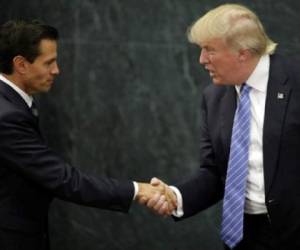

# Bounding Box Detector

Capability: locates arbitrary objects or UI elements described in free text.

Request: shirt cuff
[133,181,139,200]
[169,186,184,217]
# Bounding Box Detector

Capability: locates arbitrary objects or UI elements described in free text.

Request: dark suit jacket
[177,54,300,248]
[0,80,134,250]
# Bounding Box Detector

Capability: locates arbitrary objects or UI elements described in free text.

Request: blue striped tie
[221,84,252,249]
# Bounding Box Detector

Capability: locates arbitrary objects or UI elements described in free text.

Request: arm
[0,109,134,212]
[144,91,224,217]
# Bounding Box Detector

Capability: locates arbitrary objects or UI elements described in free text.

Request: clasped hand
[136,178,177,216]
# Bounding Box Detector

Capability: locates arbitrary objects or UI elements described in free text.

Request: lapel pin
[277,93,284,99]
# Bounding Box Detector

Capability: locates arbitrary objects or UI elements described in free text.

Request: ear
[12,55,30,74]
[238,49,251,62]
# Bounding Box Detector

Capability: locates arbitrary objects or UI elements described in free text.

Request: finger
[165,189,177,207]
[167,203,176,214]
[158,201,170,216]
[166,196,176,208]
[138,196,148,205]
[146,193,161,208]
[152,180,166,194]
[153,195,166,211]
[150,177,161,186]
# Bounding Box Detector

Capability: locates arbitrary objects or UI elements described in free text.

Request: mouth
[207,70,217,79]
[204,66,215,76]
[209,71,215,77]
[207,70,220,83]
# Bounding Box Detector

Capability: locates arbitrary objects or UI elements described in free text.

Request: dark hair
[0,20,59,74]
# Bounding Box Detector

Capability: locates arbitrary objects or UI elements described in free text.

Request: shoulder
[270,54,300,84]
[0,94,30,125]
[270,54,300,72]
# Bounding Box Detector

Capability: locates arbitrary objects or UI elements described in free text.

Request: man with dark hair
[0,20,58,74]
[0,20,173,250]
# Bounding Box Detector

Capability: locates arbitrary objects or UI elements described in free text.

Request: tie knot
[240,83,251,95]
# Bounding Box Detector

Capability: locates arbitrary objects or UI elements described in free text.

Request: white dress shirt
[172,55,270,216]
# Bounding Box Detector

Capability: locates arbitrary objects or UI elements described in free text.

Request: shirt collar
[0,74,33,107]
[235,54,270,94]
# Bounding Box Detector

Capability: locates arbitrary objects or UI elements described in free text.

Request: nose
[52,62,60,75]
[199,49,208,65]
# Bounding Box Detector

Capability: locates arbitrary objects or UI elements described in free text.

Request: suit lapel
[0,80,30,112]
[220,86,237,163]
[263,55,290,196]
[0,80,40,130]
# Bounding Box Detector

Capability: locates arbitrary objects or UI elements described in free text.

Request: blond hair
[188,4,277,55]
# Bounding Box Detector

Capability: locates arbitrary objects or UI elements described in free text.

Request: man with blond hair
[146,3,300,250]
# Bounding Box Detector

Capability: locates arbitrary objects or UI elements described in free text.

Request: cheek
[211,59,226,73]
[217,58,236,72]
[34,69,49,80]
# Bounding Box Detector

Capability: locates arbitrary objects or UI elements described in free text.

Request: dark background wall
[0,0,299,249]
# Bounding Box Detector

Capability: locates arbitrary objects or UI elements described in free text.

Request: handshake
[136,178,177,216]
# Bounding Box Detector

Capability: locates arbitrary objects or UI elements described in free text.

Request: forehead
[37,39,57,54]
[33,39,57,63]
[200,37,228,49]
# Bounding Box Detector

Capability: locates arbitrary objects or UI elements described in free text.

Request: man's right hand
[147,177,177,216]
[136,178,177,216]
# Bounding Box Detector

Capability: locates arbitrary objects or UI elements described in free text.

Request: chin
[212,79,223,85]
[212,78,230,85]
[40,86,52,93]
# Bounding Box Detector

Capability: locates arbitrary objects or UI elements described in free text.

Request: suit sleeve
[175,92,224,219]
[0,110,134,212]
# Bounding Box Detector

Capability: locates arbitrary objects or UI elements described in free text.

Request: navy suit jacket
[0,80,134,250]
[177,54,300,248]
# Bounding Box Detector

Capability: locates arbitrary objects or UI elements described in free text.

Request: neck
[238,55,261,85]
[2,73,28,94]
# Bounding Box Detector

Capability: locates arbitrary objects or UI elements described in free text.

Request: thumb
[150,177,162,186]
